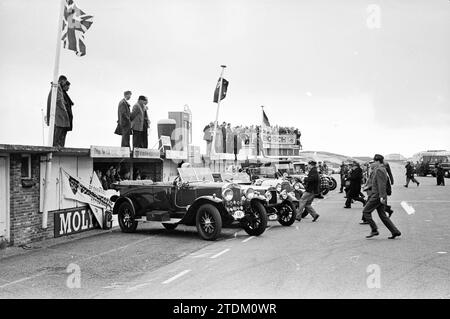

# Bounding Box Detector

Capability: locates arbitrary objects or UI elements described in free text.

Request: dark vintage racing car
[110,167,268,241]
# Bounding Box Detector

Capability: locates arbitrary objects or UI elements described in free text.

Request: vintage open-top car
[110,167,268,241]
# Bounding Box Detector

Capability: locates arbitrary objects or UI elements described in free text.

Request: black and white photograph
[0,0,449,307]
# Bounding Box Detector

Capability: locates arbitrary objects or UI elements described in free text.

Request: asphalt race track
[0,162,449,299]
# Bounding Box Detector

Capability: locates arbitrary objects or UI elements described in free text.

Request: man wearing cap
[46,75,70,147]
[296,160,320,222]
[114,91,132,147]
[363,154,401,239]
[130,95,148,148]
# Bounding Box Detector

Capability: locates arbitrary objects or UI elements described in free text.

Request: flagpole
[211,65,226,161]
[42,0,65,229]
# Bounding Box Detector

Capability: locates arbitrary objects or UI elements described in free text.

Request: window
[21,155,31,179]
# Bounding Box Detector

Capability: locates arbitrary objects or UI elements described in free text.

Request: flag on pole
[262,109,271,126]
[61,0,93,56]
[213,78,229,103]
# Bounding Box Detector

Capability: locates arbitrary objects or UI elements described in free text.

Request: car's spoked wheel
[118,202,138,233]
[196,204,222,241]
[329,178,337,191]
[278,201,297,226]
[243,201,268,236]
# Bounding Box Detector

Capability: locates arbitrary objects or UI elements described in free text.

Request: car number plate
[233,211,244,219]
[269,214,278,221]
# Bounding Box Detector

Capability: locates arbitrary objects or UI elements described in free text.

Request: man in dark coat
[115,91,132,147]
[436,162,445,186]
[296,160,320,222]
[46,75,70,147]
[363,154,401,239]
[344,162,366,208]
[339,162,349,193]
[404,161,420,187]
[62,81,74,133]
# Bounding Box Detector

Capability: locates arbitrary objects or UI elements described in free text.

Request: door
[0,157,9,238]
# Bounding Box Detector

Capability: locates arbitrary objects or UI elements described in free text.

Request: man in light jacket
[363,154,401,239]
[130,95,148,148]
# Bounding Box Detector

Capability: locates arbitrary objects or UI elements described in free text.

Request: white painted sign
[90,145,130,158]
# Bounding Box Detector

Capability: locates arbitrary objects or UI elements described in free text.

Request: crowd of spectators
[94,165,149,190]
[203,121,301,156]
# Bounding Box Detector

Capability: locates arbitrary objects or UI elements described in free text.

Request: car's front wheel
[278,201,297,226]
[117,201,138,233]
[243,201,268,236]
[196,204,222,241]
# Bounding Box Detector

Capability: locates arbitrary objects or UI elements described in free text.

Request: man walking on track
[404,161,420,187]
[363,154,401,239]
[344,161,366,208]
[296,160,320,222]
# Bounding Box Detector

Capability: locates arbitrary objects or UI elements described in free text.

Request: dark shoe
[359,221,369,225]
[344,206,351,209]
[312,215,320,222]
[362,200,367,206]
[404,185,408,188]
[295,217,302,222]
[388,232,401,239]
[366,231,379,238]
[417,182,420,187]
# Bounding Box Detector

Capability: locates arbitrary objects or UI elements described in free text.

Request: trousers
[297,192,318,219]
[53,126,67,147]
[362,195,400,234]
[132,130,145,148]
[121,130,131,147]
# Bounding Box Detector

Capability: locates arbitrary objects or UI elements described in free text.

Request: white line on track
[162,269,191,284]
[210,248,230,259]
[400,201,415,215]
[242,236,255,243]
[0,271,47,289]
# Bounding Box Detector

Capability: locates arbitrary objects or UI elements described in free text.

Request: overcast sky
[0,0,449,158]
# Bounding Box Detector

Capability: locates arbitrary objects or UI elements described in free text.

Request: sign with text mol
[54,206,96,237]
[133,148,161,159]
[90,146,130,158]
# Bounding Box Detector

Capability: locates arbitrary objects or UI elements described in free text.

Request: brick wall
[9,154,54,245]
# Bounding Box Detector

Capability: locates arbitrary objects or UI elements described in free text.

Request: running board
[135,217,182,224]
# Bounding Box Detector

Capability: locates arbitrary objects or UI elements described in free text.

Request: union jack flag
[61,0,93,56]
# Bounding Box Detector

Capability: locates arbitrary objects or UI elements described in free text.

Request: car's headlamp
[245,188,255,199]
[294,182,301,190]
[265,191,272,201]
[222,188,233,201]
[280,189,288,200]
[276,184,282,192]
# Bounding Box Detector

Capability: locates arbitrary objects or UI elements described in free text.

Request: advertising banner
[54,206,96,238]
[61,169,118,228]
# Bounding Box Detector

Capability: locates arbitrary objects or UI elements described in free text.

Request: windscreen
[177,167,215,183]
